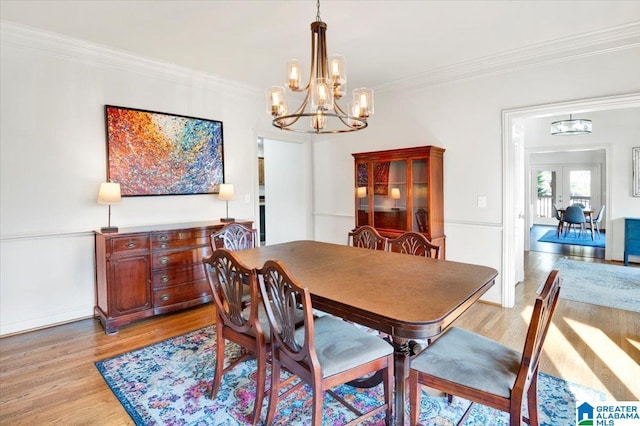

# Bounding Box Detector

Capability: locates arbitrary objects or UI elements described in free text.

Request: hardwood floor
[1,251,638,425]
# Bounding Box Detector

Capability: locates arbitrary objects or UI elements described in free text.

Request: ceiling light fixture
[266,0,373,134]
[550,114,592,136]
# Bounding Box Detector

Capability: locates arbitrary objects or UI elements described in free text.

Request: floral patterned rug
[95,325,605,425]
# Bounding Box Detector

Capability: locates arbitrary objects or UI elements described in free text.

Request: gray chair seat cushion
[296,315,393,378]
[411,327,522,399]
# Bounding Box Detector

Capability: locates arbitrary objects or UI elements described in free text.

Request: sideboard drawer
[109,235,150,255]
[152,264,206,289]
[153,281,212,308]
[152,246,212,269]
[152,228,216,250]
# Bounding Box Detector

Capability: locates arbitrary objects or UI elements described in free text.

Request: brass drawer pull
[159,235,168,241]
[161,275,170,283]
[160,294,170,302]
[159,257,169,265]
[160,243,168,249]
[125,242,137,249]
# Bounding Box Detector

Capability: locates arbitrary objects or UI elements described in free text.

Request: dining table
[233,240,498,426]
[557,207,595,240]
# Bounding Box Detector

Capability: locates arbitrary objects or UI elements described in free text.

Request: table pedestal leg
[392,336,410,426]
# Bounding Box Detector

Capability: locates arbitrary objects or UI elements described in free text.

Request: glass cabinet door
[412,158,428,232]
[372,160,407,230]
[356,162,369,226]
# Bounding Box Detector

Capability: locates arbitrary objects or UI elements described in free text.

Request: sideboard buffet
[94,220,251,333]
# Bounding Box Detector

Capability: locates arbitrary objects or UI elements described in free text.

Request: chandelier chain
[316,0,321,21]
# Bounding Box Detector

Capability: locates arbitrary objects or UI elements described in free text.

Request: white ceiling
[2,0,640,92]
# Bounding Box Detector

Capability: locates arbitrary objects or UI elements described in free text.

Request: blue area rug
[96,325,606,425]
[538,229,605,248]
[550,257,640,313]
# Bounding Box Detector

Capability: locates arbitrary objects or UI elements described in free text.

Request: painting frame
[633,147,640,197]
[105,105,224,197]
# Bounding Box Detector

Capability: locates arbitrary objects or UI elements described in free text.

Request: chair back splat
[211,222,257,251]
[347,225,388,250]
[409,269,561,426]
[388,231,440,258]
[203,248,267,425]
[258,259,395,426]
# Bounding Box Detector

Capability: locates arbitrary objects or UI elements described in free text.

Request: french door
[531,164,601,226]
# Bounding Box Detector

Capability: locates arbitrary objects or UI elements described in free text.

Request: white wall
[0,24,266,335]
[312,46,640,304]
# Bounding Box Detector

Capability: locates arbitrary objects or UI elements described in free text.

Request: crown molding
[0,21,262,100]
[376,21,640,94]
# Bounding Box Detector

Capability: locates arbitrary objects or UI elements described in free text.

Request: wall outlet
[477,196,487,208]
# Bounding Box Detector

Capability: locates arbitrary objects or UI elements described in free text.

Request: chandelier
[550,114,592,136]
[265,0,374,134]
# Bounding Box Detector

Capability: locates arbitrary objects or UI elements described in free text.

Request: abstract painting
[105,105,224,196]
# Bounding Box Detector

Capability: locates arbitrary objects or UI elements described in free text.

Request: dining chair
[551,204,564,237]
[589,205,605,239]
[348,225,388,250]
[258,259,395,426]
[409,269,561,426]
[562,204,586,238]
[203,248,269,425]
[210,222,258,251]
[387,231,440,258]
[415,208,428,233]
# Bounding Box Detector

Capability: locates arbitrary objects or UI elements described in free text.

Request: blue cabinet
[624,218,640,266]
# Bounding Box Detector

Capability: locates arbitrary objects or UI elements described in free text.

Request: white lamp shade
[390,188,401,199]
[356,186,367,198]
[97,182,122,205]
[218,183,235,201]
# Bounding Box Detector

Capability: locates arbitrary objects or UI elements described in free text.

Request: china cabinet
[353,146,445,257]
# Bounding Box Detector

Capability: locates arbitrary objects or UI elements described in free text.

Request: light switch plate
[477,196,487,208]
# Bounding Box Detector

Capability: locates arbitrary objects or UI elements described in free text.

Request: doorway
[256,134,312,246]
[501,93,640,307]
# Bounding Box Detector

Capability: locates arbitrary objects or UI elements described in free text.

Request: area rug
[550,257,640,313]
[95,325,606,425]
[537,230,605,248]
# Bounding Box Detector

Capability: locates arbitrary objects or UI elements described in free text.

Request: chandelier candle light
[218,183,235,222]
[551,114,592,136]
[266,0,374,133]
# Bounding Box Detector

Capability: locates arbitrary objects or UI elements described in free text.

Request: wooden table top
[234,240,498,339]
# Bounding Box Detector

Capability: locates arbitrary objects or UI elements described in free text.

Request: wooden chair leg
[527,372,540,426]
[409,370,420,426]
[384,364,393,426]
[311,380,324,426]
[251,348,267,425]
[265,355,281,425]
[211,323,225,398]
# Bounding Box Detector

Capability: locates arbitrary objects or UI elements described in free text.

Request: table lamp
[97,182,121,233]
[391,187,401,210]
[219,183,235,222]
[357,186,367,209]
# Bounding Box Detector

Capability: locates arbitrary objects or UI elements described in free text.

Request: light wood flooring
[1,251,638,425]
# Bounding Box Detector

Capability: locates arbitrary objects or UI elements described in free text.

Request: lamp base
[220,217,235,223]
[101,226,119,233]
